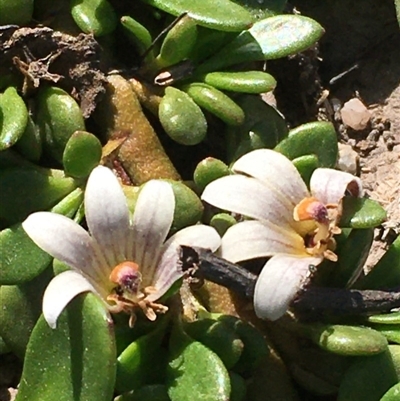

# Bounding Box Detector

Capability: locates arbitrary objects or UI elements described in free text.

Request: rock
[341,98,371,130]
[337,143,359,174]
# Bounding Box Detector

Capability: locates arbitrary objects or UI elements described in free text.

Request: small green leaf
[337,349,398,401]
[198,15,324,72]
[0,86,29,151]
[167,323,231,401]
[121,16,154,60]
[218,315,269,375]
[193,157,230,192]
[330,228,374,287]
[183,83,245,126]
[158,15,198,67]
[229,371,247,401]
[36,86,85,162]
[203,71,276,94]
[71,0,117,36]
[116,320,168,393]
[0,167,79,225]
[226,95,288,162]
[15,115,42,162]
[140,0,253,32]
[292,154,319,186]
[183,318,244,369]
[16,294,116,401]
[381,382,400,401]
[307,324,388,356]
[63,131,102,178]
[0,267,52,358]
[368,312,400,325]
[355,235,400,290]
[340,197,387,228]
[159,87,207,145]
[0,223,52,284]
[367,324,400,345]
[275,121,338,168]
[210,213,237,237]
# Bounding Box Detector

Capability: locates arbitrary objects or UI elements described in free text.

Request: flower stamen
[107,261,168,326]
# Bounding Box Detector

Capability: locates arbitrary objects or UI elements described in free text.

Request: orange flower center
[293,197,341,261]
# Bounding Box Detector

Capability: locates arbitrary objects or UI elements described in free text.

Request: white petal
[221,220,306,263]
[254,254,322,321]
[202,175,295,228]
[167,224,221,252]
[310,168,363,205]
[145,243,182,302]
[85,166,130,268]
[131,180,175,275]
[145,225,220,298]
[22,212,108,284]
[43,270,99,328]
[233,149,309,205]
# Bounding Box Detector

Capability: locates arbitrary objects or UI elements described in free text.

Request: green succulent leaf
[63,131,102,178]
[0,267,52,358]
[202,71,276,94]
[15,115,42,162]
[340,197,387,229]
[121,16,154,60]
[183,318,244,369]
[166,323,231,401]
[15,294,116,401]
[0,86,29,151]
[183,83,245,126]
[368,312,400,325]
[381,382,400,401]
[292,154,319,186]
[159,87,207,146]
[71,0,117,36]
[231,0,287,19]
[368,324,400,345]
[307,324,388,356]
[226,95,288,162]
[330,228,374,287]
[116,320,168,393]
[193,157,230,192]
[355,235,400,290]
[198,15,324,72]
[274,121,338,168]
[337,349,398,401]
[139,0,253,32]
[115,384,170,401]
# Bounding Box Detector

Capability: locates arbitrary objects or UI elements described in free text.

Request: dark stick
[180,246,400,317]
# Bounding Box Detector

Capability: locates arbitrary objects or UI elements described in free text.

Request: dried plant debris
[0,26,107,117]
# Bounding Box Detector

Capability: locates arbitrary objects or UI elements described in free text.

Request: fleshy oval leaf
[167,324,231,401]
[63,131,102,178]
[193,157,230,192]
[226,95,288,162]
[337,349,398,401]
[292,154,319,186]
[355,235,400,290]
[275,121,338,167]
[203,71,276,94]
[183,82,245,126]
[381,382,400,401]
[307,324,388,356]
[71,0,117,36]
[0,86,29,151]
[340,197,387,228]
[140,0,253,32]
[159,87,207,145]
[15,294,116,401]
[0,167,79,226]
[198,15,324,72]
[368,312,400,325]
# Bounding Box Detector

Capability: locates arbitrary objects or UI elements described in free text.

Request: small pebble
[340,98,371,130]
[337,143,359,175]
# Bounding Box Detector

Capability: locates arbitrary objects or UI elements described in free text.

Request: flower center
[293,197,341,261]
[107,261,168,326]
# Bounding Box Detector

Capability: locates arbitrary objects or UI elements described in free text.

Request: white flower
[202,149,363,321]
[23,166,220,328]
